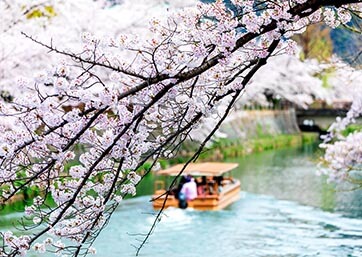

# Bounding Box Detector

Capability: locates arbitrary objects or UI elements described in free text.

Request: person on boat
[196,176,207,196]
[174,175,187,199]
[177,175,192,209]
[214,176,224,192]
[206,176,216,195]
[180,175,197,201]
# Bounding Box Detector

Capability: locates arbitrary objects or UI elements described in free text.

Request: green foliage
[294,24,334,62]
[302,133,320,144]
[256,123,266,138]
[315,67,335,88]
[139,162,152,172]
[341,124,362,137]
[309,37,333,62]
[199,134,309,159]
[0,199,25,215]
[25,5,56,19]
[158,159,168,169]
[63,160,81,172]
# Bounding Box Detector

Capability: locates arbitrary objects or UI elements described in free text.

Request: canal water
[92,144,362,257]
[2,145,362,256]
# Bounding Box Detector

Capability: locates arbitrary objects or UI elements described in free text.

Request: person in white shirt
[180,175,198,201]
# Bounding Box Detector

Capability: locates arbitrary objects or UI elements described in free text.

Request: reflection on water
[227,144,362,218]
[93,194,362,257]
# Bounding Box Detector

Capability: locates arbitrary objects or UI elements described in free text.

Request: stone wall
[220,109,300,139]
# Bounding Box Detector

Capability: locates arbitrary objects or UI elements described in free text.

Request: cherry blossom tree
[239,54,327,109]
[0,0,198,101]
[0,0,362,256]
[319,65,362,184]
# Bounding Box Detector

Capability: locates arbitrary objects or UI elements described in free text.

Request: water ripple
[93,193,362,257]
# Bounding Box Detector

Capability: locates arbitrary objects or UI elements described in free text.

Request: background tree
[331,17,362,66]
[294,24,334,62]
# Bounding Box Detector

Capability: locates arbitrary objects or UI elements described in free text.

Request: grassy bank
[170,132,319,164]
[211,133,318,159]
[0,191,55,216]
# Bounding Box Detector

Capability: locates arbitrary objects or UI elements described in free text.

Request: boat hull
[152,180,240,211]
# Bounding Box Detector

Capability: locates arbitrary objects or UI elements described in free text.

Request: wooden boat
[152,162,240,211]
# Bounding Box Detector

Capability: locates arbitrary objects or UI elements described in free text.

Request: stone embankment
[221,109,301,139]
[179,109,318,162]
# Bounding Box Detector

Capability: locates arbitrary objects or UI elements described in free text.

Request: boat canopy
[156,162,239,177]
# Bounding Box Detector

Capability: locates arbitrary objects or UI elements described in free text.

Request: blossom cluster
[320,132,362,183]
[319,66,362,183]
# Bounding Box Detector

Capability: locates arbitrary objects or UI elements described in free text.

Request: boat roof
[156,162,239,176]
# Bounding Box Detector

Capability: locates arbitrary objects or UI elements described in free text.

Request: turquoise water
[93,145,362,257]
[2,145,362,256]
[228,145,362,217]
[94,193,362,257]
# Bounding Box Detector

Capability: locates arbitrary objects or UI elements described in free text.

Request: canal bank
[173,109,319,162]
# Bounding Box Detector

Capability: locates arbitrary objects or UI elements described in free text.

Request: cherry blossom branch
[1,1,361,256]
